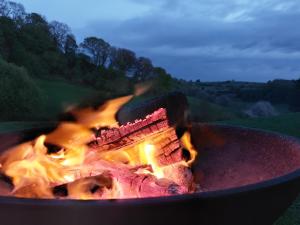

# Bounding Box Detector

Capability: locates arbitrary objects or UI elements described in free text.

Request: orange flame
[181,131,198,166]
[1,135,71,198]
[0,94,198,199]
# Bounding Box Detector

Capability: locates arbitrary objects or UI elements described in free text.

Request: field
[0,78,98,132]
[223,113,300,138]
[35,79,99,119]
[0,80,300,224]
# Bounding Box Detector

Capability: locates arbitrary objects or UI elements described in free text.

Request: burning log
[49,108,195,198]
[63,160,186,199]
[90,108,168,150]
[114,173,185,198]
[0,93,197,200]
[89,108,185,166]
[117,91,189,127]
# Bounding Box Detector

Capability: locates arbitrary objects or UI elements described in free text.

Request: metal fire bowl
[0,124,300,225]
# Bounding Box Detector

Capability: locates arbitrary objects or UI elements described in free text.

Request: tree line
[1,0,300,119]
[0,0,174,96]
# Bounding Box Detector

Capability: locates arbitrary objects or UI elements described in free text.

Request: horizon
[16,0,300,82]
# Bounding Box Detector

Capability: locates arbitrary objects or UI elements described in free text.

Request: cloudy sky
[17,0,300,81]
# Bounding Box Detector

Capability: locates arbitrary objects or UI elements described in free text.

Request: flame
[0,93,198,200]
[71,95,133,128]
[46,122,93,148]
[181,131,198,166]
[46,123,92,167]
[1,135,70,197]
[140,143,164,178]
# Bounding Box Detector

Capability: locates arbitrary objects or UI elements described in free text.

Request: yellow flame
[46,123,90,167]
[2,136,65,194]
[46,122,93,148]
[139,143,164,178]
[180,132,198,166]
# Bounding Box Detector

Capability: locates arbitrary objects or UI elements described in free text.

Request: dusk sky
[17,0,300,82]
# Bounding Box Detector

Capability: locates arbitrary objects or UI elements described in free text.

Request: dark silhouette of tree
[146,67,173,94]
[20,14,56,54]
[0,0,9,17]
[108,46,118,66]
[296,78,300,89]
[134,57,153,81]
[64,34,77,55]
[6,1,25,21]
[49,20,71,50]
[109,48,136,73]
[80,37,110,66]
[0,16,17,60]
[289,78,300,111]
[24,13,47,26]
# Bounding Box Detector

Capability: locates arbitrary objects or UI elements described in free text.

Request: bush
[244,101,278,118]
[0,58,46,120]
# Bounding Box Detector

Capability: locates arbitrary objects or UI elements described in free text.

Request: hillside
[35,79,99,119]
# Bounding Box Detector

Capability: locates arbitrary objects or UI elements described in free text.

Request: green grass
[221,113,300,138]
[188,97,239,122]
[0,78,99,131]
[222,113,300,225]
[35,78,99,119]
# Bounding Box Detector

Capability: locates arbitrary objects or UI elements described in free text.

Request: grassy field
[222,113,300,138]
[0,78,99,131]
[188,97,239,122]
[35,78,99,119]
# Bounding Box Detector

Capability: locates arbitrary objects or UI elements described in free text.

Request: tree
[64,34,78,76]
[289,78,300,111]
[296,78,300,89]
[0,17,16,58]
[80,37,110,66]
[134,57,153,81]
[109,47,136,73]
[24,13,48,26]
[20,14,56,55]
[64,34,77,55]
[7,1,25,21]
[146,67,173,94]
[49,20,71,50]
[0,58,45,120]
[0,0,9,17]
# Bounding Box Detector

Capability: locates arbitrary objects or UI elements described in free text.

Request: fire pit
[0,93,300,225]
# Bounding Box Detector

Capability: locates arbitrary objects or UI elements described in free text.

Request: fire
[140,143,164,178]
[0,95,197,200]
[71,95,133,128]
[1,135,69,198]
[181,132,198,166]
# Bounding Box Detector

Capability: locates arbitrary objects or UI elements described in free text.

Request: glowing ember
[0,96,197,200]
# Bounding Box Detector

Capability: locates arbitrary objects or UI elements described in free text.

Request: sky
[17,0,300,82]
